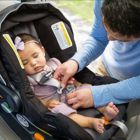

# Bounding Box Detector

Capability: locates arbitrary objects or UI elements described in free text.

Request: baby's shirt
[28,57,61,101]
[28,58,77,116]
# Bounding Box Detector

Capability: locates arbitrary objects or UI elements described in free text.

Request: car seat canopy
[0,3,77,62]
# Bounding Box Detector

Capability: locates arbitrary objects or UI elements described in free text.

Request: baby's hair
[16,33,42,47]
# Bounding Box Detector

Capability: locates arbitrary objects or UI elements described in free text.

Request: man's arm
[92,75,140,107]
[71,0,108,72]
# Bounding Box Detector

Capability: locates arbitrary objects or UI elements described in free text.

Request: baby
[14,33,119,134]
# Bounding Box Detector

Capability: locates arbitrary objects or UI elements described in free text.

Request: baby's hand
[46,99,60,110]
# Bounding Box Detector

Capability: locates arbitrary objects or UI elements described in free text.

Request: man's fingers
[61,75,70,87]
[67,92,78,105]
[72,103,80,109]
[67,77,75,84]
[53,68,70,87]
[53,70,61,80]
[67,92,77,99]
[67,92,80,109]
[67,97,78,105]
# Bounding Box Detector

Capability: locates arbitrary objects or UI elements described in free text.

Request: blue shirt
[71,0,140,107]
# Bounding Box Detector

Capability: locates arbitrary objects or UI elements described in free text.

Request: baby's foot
[101,102,119,121]
[89,118,105,134]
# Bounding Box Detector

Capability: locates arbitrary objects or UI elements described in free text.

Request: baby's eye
[33,53,39,58]
[22,60,28,65]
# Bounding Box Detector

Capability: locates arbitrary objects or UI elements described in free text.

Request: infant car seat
[0,1,128,140]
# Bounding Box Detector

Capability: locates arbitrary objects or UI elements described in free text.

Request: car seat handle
[110,120,128,138]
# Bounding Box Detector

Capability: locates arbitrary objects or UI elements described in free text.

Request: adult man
[54,0,140,108]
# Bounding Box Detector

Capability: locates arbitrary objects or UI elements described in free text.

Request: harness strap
[31,68,61,89]
[39,76,61,89]
[31,68,76,101]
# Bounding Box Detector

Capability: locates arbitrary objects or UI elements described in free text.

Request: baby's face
[19,42,46,75]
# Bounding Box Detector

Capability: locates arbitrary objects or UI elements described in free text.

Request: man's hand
[54,59,79,87]
[66,87,94,109]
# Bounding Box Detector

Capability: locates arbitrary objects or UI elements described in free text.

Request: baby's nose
[31,60,37,66]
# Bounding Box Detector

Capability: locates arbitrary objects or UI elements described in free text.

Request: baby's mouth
[35,66,43,72]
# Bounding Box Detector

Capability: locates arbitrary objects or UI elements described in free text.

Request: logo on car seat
[51,21,72,50]
[16,114,29,127]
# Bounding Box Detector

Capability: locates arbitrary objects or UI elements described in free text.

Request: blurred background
[55,0,94,25]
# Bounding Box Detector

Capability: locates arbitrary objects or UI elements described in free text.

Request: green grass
[55,0,94,24]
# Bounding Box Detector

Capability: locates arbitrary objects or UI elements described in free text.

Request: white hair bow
[14,36,24,51]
